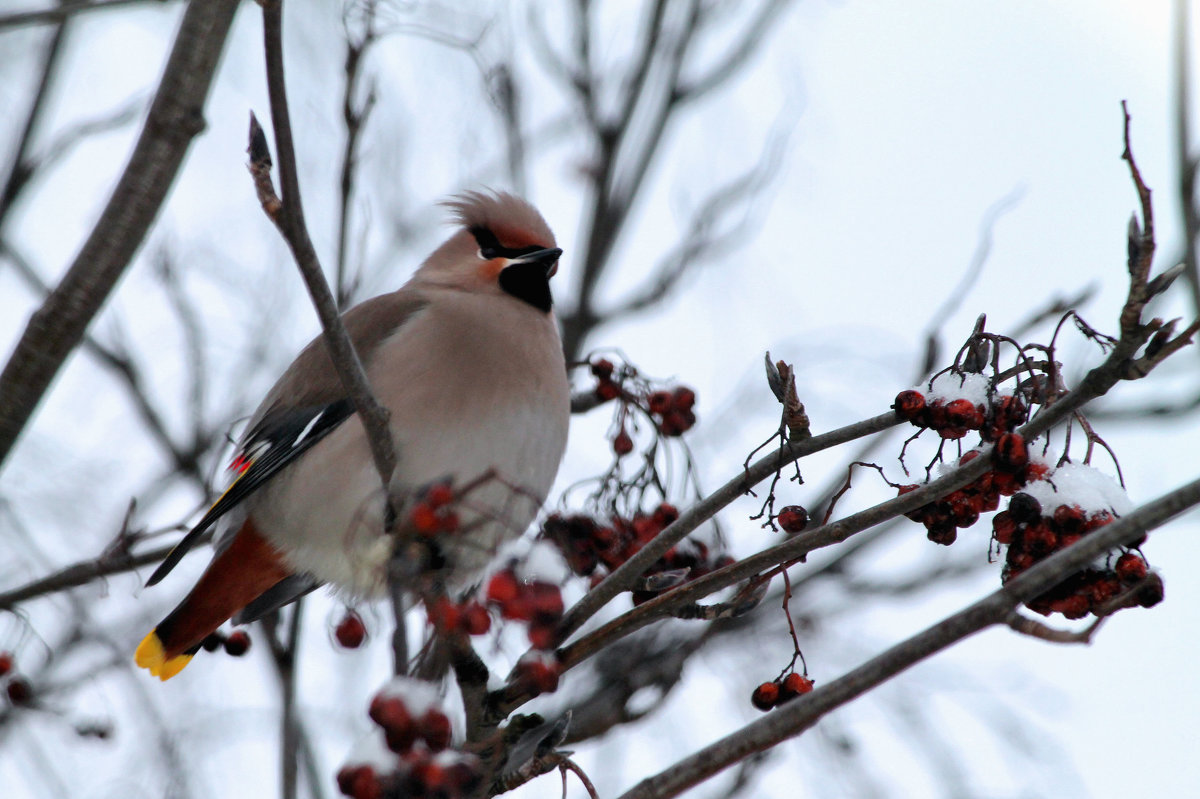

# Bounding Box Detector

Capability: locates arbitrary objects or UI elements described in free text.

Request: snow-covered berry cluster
[992,466,1161,618]
[750,672,814,712]
[893,376,1026,442]
[337,679,482,799]
[540,505,731,605]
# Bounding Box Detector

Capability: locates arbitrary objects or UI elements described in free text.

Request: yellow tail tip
[135,631,192,681]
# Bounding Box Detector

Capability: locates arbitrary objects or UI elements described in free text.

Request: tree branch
[615,472,1200,799]
[0,0,239,473]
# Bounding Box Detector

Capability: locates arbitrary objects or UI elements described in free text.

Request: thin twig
[255,0,397,491]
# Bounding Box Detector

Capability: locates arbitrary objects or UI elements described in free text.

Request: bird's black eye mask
[470,226,546,260]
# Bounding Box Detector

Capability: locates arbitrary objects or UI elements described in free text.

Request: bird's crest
[443,190,555,250]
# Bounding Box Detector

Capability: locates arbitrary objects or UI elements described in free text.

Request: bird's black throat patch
[499,261,554,312]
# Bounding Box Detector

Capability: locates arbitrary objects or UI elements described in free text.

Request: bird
[135,191,570,680]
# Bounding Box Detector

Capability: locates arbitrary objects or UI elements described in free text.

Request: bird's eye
[477,247,498,260]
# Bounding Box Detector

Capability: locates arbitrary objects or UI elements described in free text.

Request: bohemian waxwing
[136,191,570,680]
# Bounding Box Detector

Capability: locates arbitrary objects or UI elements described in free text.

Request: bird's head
[417,190,562,313]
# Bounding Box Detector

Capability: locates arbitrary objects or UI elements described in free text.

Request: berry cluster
[591,358,621,401]
[335,609,368,649]
[995,493,1160,618]
[336,684,482,799]
[427,597,492,637]
[590,358,698,454]
[900,442,1048,545]
[201,629,251,657]
[369,691,454,754]
[750,672,814,712]
[541,505,731,604]
[893,388,1026,442]
[0,651,32,706]
[485,568,563,649]
[648,386,697,437]
[408,482,459,537]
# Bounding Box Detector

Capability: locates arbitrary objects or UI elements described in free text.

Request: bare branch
[614,473,1200,799]
[0,0,240,472]
[0,0,163,31]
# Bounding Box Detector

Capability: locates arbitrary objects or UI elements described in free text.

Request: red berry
[751,682,779,711]
[1023,522,1057,554]
[595,380,620,401]
[485,570,520,605]
[1052,504,1085,534]
[335,611,367,649]
[591,358,615,380]
[926,522,957,546]
[992,511,1017,545]
[419,709,452,752]
[525,582,565,619]
[6,677,32,704]
[995,432,1028,471]
[779,672,814,701]
[613,428,634,456]
[410,503,440,535]
[424,482,454,508]
[1051,594,1091,619]
[201,632,226,652]
[224,630,251,656]
[647,391,672,415]
[943,398,977,428]
[652,502,679,527]
[938,425,968,440]
[672,386,696,411]
[527,622,555,650]
[514,656,560,696]
[369,695,416,752]
[1084,510,1114,532]
[776,505,809,533]
[1115,552,1148,583]
[337,765,382,799]
[0,652,13,677]
[1136,574,1165,607]
[428,597,461,632]
[460,601,492,635]
[1007,492,1042,525]
[893,390,927,423]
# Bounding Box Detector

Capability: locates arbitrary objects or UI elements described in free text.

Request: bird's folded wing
[145,398,355,586]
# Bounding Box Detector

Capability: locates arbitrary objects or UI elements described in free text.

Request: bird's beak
[509,247,563,278]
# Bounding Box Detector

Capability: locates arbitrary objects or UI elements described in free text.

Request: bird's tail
[135,520,291,680]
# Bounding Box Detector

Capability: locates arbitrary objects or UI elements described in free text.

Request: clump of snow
[923,371,991,406]
[343,730,401,770]
[512,539,571,584]
[1021,462,1132,517]
[374,675,442,716]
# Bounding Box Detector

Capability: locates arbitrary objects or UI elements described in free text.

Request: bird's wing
[145,291,428,587]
